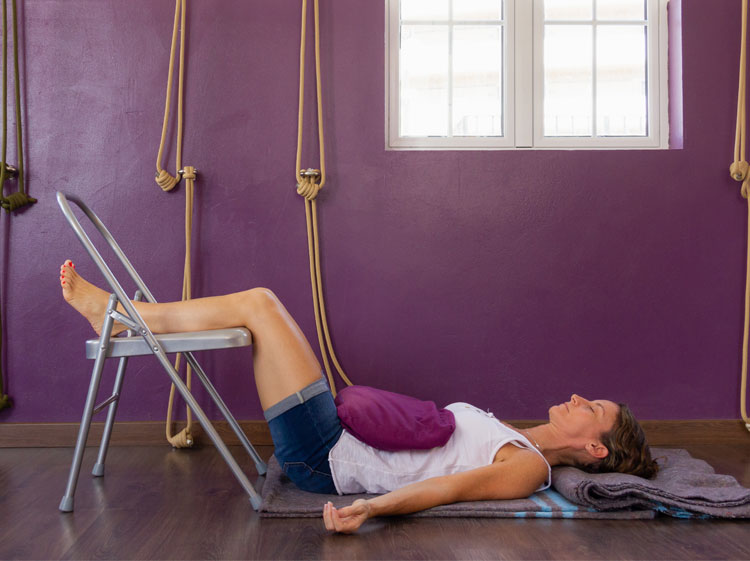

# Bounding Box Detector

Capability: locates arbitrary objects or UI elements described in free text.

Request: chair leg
[92,290,142,477]
[92,355,128,477]
[150,347,264,510]
[59,295,118,513]
[185,352,268,476]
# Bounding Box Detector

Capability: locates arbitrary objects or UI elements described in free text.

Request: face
[549,394,619,445]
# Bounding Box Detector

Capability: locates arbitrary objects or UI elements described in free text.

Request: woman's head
[583,402,659,479]
[550,395,658,479]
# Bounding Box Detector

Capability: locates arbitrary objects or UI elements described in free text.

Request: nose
[571,394,588,406]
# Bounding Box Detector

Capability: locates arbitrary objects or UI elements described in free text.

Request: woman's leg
[60,260,323,410]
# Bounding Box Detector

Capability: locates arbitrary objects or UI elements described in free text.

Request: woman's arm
[323,448,547,533]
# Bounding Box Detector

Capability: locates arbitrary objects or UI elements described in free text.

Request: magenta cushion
[334,385,456,451]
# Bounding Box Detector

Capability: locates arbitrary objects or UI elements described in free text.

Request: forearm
[365,476,455,518]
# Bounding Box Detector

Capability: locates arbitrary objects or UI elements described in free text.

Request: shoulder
[445,449,548,502]
[494,445,549,488]
[496,443,546,465]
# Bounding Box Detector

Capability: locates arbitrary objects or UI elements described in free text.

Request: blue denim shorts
[264,378,342,494]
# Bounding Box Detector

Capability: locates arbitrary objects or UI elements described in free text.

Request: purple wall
[0,0,744,425]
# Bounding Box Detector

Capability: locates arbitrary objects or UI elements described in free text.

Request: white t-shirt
[328,402,552,495]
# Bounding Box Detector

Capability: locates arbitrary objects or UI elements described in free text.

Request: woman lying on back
[59,260,657,534]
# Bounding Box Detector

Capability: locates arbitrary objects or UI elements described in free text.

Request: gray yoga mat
[258,456,655,519]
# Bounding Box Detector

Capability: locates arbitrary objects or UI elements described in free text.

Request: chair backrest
[56,191,158,329]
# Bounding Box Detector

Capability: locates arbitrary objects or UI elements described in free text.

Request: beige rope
[155,0,186,193]
[731,0,750,433]
[295,0,353,396]
[165,166,196,448]
[157,0,196,447]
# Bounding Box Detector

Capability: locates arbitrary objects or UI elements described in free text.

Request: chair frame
[56,191,267,512]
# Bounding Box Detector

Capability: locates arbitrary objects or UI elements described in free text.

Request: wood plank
[1,419,749,448]
[0,420,274,447]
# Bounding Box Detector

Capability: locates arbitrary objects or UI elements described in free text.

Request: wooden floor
[1,444,749,560]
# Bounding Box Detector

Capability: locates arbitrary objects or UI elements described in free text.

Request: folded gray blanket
[552,448,750,518]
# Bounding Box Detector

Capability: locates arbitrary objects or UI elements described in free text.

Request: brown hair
[581,403,659,479]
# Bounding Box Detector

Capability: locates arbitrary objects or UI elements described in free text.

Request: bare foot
[60,260,125,336]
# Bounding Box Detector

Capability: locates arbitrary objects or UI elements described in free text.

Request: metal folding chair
[56,191,267,512]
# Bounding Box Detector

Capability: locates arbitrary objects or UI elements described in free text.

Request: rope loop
[1,191,36,212]
[0,393,11,411]
[294,0,353,395]
[156,169,180,192]
[158,0,196,447]
[297,176,322,201]
[743,178,750,199]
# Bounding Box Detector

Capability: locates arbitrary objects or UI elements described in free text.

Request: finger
[327,503,344,533]
[331,505,346,533]
[331,505,356,534]
[336,504,362,518]
[323,503,334,531]
[336,505,353,517]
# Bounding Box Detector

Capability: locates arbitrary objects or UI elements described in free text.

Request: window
[386,0,670,149]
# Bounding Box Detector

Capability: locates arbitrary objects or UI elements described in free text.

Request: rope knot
[296,177,322,201]
[181,166,196,181]
[167,426,194,448]
[1,191,36,212]
[156,169,180,192]
[0,393,12,411]
[296,169,323,201]
[731,161,750,182]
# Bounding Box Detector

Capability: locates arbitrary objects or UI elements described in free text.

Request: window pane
[597,25,647,136]
[544,0,593,20]
[453,26,503,136]
[401,0,449,20]
[400,25,449,136]
[453,0,503,21]
[596,0,645,20]
[544,25,593,136]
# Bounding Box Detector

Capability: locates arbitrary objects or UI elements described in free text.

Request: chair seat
[85,327,252,359]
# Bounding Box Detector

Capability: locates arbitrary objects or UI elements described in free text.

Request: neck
[512,423,577,467]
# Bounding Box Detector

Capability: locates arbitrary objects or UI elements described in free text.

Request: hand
[323,499,371,534]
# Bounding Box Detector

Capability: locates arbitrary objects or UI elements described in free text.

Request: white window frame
[387,1,515,149]
[386,0,670,150]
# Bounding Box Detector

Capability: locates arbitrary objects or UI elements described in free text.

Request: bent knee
[246,287,282,315]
